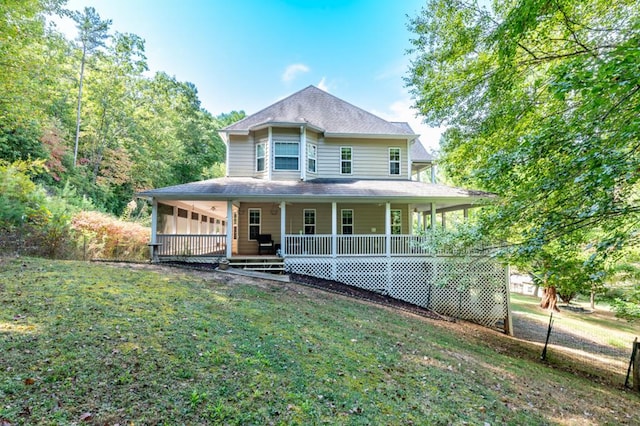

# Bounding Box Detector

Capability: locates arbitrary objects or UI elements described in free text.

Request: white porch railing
[156,234,226,256]
[284,234,485,257]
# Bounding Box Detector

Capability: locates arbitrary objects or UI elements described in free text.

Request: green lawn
[1,257,639,425]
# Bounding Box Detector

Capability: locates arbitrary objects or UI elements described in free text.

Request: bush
[71,210,150,261]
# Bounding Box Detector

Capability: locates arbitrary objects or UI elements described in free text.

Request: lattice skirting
[285,256,510,331]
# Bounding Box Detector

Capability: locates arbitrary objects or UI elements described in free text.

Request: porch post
[150,198,158,262]
[331,202,337,280]
[430,202,437,231]
[280,201,286,256]
[464,208,469,221]
[151,199,158,244]
[172,206,177,234]
[225,201,233,258]
[385,202,392,295]
[442,212,447,229]
[385,202,391,256]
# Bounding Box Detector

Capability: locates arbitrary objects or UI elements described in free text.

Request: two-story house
[139,86,510,332]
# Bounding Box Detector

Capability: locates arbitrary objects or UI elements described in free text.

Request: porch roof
[138,177,493,205]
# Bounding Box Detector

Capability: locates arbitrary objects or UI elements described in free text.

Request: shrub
[71,210,150,261]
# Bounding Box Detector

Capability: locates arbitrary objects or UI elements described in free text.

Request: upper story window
[389,147,401,175]
[390,209,402,234]
[307,143,317,173]
[274,141,299,170]
[256,143,265,172]
[248,208,261,240]
[341,147,352,174]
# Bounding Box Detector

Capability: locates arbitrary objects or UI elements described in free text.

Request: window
[274,141,299,170]
[341,209,354,235]
[248,208,261,240]
[256,143,265,172]
[341,147,352,174]
[390,209,402,235]
[307,143,317,173]
[389,148,401,175]
[304,209,316,234]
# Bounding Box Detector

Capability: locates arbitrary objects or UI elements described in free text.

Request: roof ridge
[222,86,318,131]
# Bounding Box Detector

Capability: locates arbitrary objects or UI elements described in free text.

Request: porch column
[431,164,437,183]
[151,199,158,244]
[225,201,233,258]
[172,206,177,234]
[464,208,469,221]
[149,198,159,262]
[280,201,286,256]
[430,202,437,231]
[385,202,391,257]
[442,212,447,229]
[331,202,337,280]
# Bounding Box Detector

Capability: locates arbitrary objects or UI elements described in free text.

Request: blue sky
[55,0,441,149]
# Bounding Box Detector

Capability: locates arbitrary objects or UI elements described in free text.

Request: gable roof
[222,86,418,138]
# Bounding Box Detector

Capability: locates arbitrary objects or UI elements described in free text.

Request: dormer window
[274,141,299,170]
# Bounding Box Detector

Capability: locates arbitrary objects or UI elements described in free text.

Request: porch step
[229,258,285,274]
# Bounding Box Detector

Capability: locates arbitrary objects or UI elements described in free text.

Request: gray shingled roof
[138,177,491,202]
[222,86,417,137]
[391,122,436,163]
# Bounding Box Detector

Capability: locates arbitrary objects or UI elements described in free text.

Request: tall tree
[406,1,640,280]
[71,6,111,167]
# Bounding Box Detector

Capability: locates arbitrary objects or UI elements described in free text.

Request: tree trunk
[590,289,596,310]
[540,286,560,312]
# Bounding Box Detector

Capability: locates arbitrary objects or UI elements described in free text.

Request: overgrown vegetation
[407,0,640,318]
[1,257,639,425]
[0,0,243,216]
[0,161,148,260]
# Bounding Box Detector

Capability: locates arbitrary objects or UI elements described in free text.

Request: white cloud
[282,63,310,82]
[374,98,445,153]
[317,77,329,92]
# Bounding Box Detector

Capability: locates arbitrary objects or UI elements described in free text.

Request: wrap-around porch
[150,200,475,260]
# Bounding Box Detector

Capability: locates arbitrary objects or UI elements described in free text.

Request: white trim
[389,147,401,176]
[341,209,354,234]
[300,126,307,180]
[255,142,265,172]
[303,208,316,235]
[226,201,233,258]
[248,208,261,240]
[340,146,353,175]
[306,142,317,174]
[273,140,300,171]
[267,127,273,180]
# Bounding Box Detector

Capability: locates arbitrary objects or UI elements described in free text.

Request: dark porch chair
[257,234,275,254]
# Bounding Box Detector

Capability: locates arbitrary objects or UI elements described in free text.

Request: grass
[1,257,639,425]
[510,293,640,349]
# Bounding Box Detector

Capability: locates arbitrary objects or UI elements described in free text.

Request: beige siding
[286,203,409,235]
[237,202,282,255]
[305,129,319,179]
[255,129,269,178]
[318,137,409,179]
[227,134,254,177]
